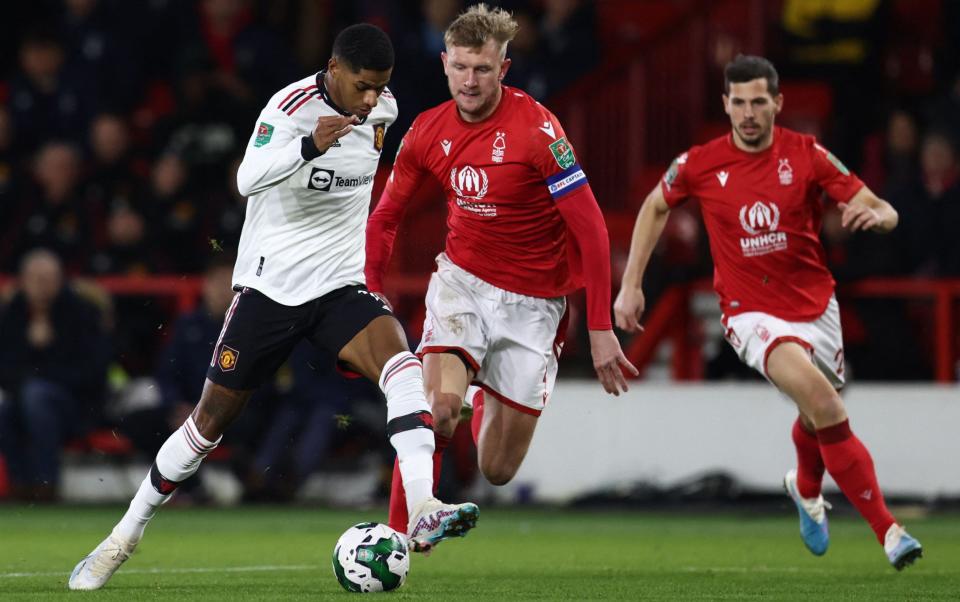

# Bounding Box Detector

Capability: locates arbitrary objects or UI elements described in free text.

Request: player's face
[723,79,782,150]
[442,40,511,122]
[327,59,392,119]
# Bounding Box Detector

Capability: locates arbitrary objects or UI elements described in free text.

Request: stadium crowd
[0,0,958,502]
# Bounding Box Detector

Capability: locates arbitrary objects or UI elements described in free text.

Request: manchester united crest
[218,345,239,371]
[373,123,386,152]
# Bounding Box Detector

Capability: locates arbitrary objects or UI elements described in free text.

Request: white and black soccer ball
[332,522,410,593]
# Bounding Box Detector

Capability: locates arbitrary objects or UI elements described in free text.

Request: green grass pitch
[1,505,957,600]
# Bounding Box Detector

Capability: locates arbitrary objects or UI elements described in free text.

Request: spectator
[85,113,147,211]
[142,153,209,273]
[0,249,109,501]
[884,130,960,276]
[156,0,299,180]
[60,0,144,113]
[919,131,960,274]
[1,142,100,273]
[7,29,98,155]
[536,0,601,98]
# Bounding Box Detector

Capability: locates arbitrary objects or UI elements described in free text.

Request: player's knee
[427,391,462,437]
[807,389,845,428]
[479,459,519,486]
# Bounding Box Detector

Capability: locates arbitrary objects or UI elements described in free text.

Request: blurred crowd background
[1,0,958,503]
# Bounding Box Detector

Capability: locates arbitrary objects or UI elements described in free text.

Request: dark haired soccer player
[68,24,477,591]
[365,4,636,540]
[615,54,922,570]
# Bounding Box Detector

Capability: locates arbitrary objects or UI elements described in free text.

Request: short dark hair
[724,55,779,96]
[332,24,394,72]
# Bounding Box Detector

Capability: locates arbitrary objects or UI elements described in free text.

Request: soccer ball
[332,522,410,593]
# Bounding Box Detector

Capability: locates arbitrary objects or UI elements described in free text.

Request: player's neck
[732,127,775,153]
[322,71,348,115]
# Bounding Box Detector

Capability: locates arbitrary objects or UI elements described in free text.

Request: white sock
[380,351,435,515]
[115,416,220,542]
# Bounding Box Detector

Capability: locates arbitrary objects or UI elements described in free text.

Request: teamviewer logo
[308,167,334,191]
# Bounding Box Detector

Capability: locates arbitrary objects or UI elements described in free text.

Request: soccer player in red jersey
[366,4,637,546]
[615,55,922,570]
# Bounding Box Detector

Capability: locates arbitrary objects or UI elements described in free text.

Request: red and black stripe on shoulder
[277,84,320,116]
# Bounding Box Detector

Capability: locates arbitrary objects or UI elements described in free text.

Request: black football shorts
[206,284,394,390]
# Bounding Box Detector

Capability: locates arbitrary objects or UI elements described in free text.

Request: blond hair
[444,3,519,59]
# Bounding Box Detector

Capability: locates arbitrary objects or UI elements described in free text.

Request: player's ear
[774,93,784,114]
[328,56,339,77]
[498,57,512,82]
[440,52,448,72]
[722,94,731,115]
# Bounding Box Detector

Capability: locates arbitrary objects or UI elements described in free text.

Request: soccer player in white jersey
[68,25,477,591]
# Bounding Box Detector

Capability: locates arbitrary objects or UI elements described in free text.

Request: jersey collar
[316,71,368,124]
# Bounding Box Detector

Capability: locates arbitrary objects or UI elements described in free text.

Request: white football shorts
[722,295,845,389]
[417,253,567,416]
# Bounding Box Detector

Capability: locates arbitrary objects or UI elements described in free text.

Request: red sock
[470,389,484,445]
[817,419,896,543]
[386,433,451,534]
[792,418,825,498]
[386,457,407,533]
[432,434,451,492]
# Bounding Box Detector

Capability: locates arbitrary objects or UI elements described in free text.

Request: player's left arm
[838,186,899,234]
[811,141,898,234]
[555,186,640,395]
[536,111,637,393]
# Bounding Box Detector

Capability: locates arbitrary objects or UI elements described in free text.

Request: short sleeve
[811,142,865,204]
[660,151,693,208]
[383,116,426,201]
[531,111,589,202]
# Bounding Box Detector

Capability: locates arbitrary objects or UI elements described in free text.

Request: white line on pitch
[0,564,318,578]
[679,566,832,574]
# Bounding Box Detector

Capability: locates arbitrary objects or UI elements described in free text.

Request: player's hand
[588,329,639,396]
[613,286,646,334]
[312,115,359,154]
[370,291,393,312]
[838,201,881,232]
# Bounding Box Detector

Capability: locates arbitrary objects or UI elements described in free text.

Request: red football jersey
[661,127,865,321]
[380,86,591,299]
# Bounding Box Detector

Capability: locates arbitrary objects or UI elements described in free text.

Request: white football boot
[68,529,137,590]
[406,497,479,554]
[884,523,923,570]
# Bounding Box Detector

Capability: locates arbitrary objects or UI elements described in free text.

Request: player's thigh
[312,286,406,382]
[766,342,846,427]
[207,287,310,391]
[416,260,488,371]
[801,296,846,390]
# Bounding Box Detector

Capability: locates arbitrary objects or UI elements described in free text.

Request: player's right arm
[236,101,356,197]
[613,182,673,333]
[365,120,427,297]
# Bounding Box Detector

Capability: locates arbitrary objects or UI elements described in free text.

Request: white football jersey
[234,72,397,305]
